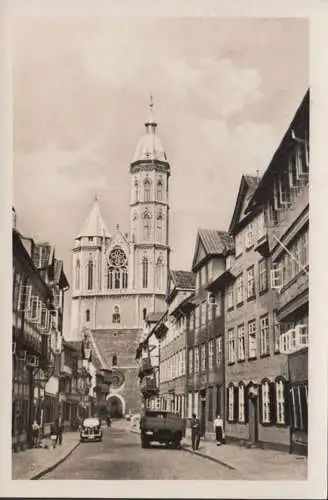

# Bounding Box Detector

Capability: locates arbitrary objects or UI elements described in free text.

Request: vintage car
[80,417,103,442]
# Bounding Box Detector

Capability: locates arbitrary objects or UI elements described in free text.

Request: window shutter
[300,385,308,432]
[233,386,239,423]
[269,382,276,425]
[226,388,229,421]
[259,384,263,424]
[244,386,249,423]
[284,380,290,426]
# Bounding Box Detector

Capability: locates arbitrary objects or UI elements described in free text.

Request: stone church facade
[70,101,171,416]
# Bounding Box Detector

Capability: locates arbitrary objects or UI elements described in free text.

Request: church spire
[77,196,111,238]
[145,93,157,133]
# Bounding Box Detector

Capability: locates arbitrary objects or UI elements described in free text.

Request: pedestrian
[107,415,112,428]
[32,420,40,448]
[50,420,58,449]
[214,415,224,446]
[55,414,64,445]
[190,413,201,451]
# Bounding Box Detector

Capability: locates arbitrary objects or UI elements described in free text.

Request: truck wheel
[141,438,149,448]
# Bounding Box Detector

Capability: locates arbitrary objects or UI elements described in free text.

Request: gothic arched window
[157,180,163,201]
[144,177,152,202]
[75,259,80,289]
[134,180,139,202]
[132,212,138,242]
[106,267,112,289]
[114,270,120,289]
[122,268,128,288]
[156,211,163,242]
[112,305,120,324]
[156,255,164,289]
[142,257,148,288]
[86,309,90,322]
[107,247,128,290]
[87,259,94,290]
[143,211,152,241]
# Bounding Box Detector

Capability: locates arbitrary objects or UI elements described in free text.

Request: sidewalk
[12,431,80,480]
[128,424,307,480]
[182,436,308,480]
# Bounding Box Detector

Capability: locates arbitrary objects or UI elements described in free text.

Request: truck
[139,410,186,449]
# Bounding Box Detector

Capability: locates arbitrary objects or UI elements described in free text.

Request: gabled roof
[54,259,70,289]
[192,229,234,270]
[247,89,309,211]
[171,270,196,290]
[228,175,259,234]
[77,198,111,239]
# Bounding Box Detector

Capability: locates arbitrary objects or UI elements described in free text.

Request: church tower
[130,96,170,308]
[69,97,171,415]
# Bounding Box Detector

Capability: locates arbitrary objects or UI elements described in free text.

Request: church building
[70,99,171,416]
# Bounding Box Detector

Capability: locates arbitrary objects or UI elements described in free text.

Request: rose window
[108,247,127,267]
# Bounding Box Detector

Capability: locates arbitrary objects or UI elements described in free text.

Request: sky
[12,16,308,334]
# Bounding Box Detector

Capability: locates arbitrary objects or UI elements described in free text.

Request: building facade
[12,213,69,450]
[189,230,233,436]
[247,90,309,454]
[69,100,171,415]
[158,271,195,417]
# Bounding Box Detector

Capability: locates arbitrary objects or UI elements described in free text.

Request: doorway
[108,396,123,418]
[248,396,258,445]
[200,396,206,437]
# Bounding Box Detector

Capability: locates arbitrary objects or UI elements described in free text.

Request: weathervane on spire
[145,92,157,129]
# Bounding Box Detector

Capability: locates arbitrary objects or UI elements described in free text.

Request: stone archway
[106,393,126,418]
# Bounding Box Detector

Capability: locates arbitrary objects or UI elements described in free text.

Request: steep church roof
[132,96,168,163]
[77,197,111,239]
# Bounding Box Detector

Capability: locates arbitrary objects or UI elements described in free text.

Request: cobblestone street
[40,424,242,480]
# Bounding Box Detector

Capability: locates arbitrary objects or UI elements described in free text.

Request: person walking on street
[55,414,64,445]
[106,415,112,428]
[32,420,40,448]
[50,420,58,449]
[214,415,224,446]
[190,413,201,450]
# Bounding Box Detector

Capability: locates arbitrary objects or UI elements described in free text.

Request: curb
[128,427,236,471]
[29,441,81,480]
[181,445,237,471]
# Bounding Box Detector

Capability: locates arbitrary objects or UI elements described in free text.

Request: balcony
[279,325,308,355]
[140,375,159,397]
[138,357,153,378]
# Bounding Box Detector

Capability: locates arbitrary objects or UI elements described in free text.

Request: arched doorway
[107,394,125,418]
